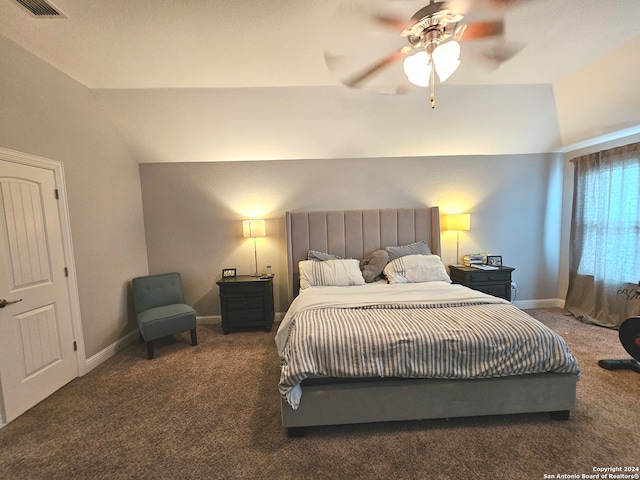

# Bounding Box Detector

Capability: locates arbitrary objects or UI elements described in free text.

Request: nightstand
[216,275,274,334]
[449,265,515,301]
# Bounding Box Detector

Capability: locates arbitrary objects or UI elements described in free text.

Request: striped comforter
[276,282,580,409]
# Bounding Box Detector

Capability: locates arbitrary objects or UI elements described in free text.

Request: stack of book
[463,254,486,266]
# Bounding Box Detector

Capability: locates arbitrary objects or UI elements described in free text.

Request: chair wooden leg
[139,330,144,344]
[146,340,154,360]
[190,328,198,346]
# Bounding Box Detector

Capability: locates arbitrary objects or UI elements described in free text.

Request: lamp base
[250,272,262,277]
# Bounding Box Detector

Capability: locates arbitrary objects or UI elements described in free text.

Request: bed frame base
[281,373,577,437]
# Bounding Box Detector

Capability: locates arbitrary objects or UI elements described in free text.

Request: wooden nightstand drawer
[468,271,511,284]
[218,283,266,295]
[226,308,265,323]
[227,296,264,311]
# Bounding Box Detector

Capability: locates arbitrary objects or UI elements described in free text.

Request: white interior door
[0,158,79,423]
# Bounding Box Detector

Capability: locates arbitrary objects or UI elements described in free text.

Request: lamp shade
[403,51,432,87]
[444,214,470,231]
[432,40,461,82]
[242,219,266,238]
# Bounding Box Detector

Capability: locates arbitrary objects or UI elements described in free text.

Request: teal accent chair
[132,272,197,359]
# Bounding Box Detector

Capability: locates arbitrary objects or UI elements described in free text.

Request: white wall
[0,36,149,357]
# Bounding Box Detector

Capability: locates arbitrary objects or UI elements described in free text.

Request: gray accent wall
[139,153,564,315]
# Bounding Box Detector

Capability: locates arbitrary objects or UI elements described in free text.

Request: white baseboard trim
[515,298,565,310]
[85,329,139,373]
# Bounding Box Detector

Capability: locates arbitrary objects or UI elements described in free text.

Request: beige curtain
[565,142,640,328]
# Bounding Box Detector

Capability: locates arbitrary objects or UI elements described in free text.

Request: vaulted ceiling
[2,0,640,162]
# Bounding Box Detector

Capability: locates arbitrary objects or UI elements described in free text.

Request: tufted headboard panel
[286,207,441,301]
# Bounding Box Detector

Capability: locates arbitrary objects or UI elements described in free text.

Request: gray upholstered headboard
[286,207,441,301]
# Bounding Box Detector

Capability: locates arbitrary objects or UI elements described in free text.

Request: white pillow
[383,254,451,284]
[299,259,365,290]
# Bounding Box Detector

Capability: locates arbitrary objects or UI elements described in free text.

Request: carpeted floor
[0,308,638,480]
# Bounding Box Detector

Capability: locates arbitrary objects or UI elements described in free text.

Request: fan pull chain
[429,54,435,109]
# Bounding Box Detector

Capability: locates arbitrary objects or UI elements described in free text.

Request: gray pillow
[308,249,342,261]
[360,249,390,283]
[385,241,431,261]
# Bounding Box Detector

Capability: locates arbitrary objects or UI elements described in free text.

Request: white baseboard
[85,329,139,373]
[514,298,565,310]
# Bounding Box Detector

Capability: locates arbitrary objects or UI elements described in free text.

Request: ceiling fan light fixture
[433,40,460,65]
[327,0,514,108]
[403,39,461,87]
[432,40,461,82]
[403,51,432,87]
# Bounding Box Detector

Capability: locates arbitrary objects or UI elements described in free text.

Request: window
[576,159,640,284]
[566,141,640,328]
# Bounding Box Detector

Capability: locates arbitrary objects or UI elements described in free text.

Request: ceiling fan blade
[329,48,409,89]
[454,20,504,41]
[373,14,414,32]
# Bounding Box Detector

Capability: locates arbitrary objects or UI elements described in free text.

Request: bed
[276,207,580,437]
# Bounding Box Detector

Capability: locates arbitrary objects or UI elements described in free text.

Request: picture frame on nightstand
[222,268,236,278]
[486,255,502,266]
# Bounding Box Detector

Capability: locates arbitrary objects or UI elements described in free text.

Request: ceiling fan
[325,0,530,108]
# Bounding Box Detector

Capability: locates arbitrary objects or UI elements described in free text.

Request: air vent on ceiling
[13,0,66,18]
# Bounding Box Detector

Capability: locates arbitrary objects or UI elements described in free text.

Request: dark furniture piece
[132,272,197,359]
[217,275,274,334]
[448,265,515,301]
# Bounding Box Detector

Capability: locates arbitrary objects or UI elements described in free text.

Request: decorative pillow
[307,249,343,261]
[299,259,365,289]
[385,241,432,261]
[383,254,451,284]
[360,249,390,283]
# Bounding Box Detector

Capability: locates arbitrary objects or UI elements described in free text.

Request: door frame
[0,147,86,382]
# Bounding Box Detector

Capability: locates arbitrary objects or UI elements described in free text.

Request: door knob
[0,298,22,308]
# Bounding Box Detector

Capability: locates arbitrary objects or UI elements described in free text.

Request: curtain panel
[565,142,640,328]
